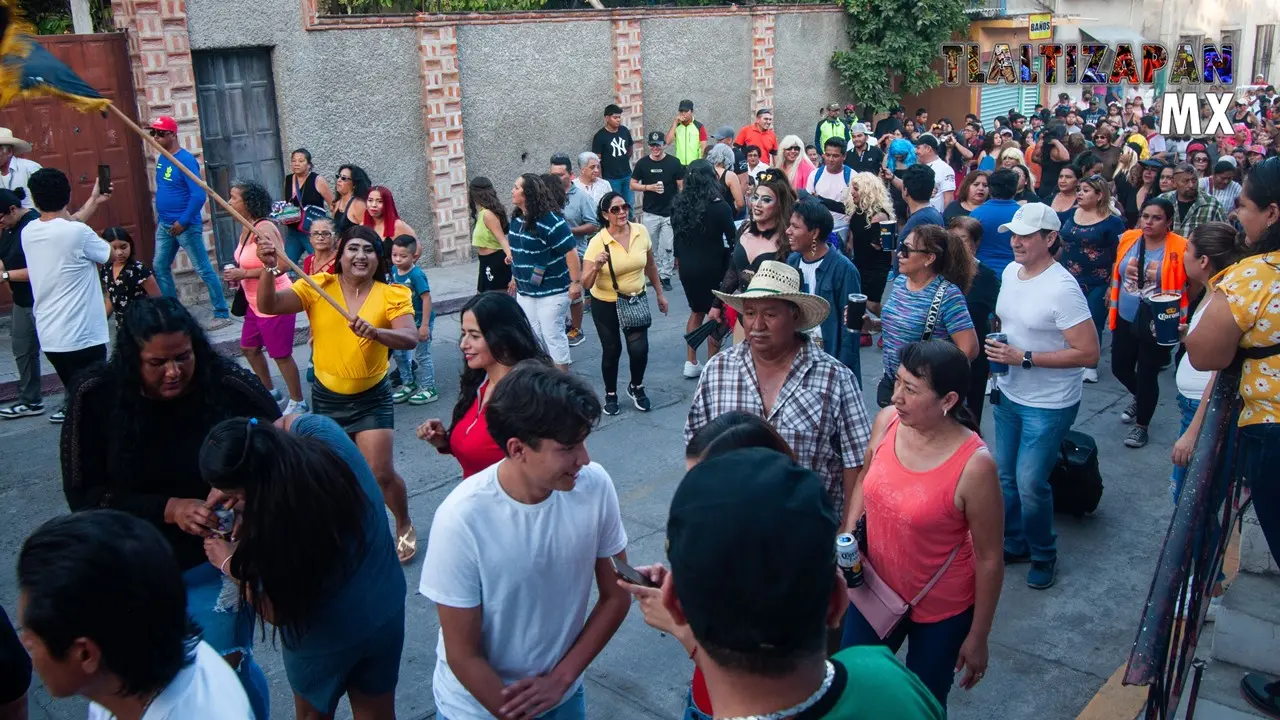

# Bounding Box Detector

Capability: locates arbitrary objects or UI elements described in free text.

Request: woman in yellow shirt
[581,191,668,416]
[1185,156,1280,716]
[256,224,421,563]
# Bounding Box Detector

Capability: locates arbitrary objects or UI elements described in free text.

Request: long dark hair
[1242,157,1280,255]
[449,292,551,441]
[672,159,724,239]
[335,225,390,282]
[199,418,369,645]
[899,339,981,434]
[338,164,371,200]
[468,177,509,234]
[540,173,568,210]
[514,173,558,227]
[103,226,136,263]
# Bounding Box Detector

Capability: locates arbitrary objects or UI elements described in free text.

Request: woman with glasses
[777,134,815,191]
[332,165,370,238]
[1106,197,1188,449]
[708,169,795,342]
[581,191,668,415]
[1059,174,1125,383]
[282,149,334,265]
[303,218,338,275]
[1049,165,1080,214]
[1188,148,1212,179]
[874,224,977,407]
[672,160,735,377]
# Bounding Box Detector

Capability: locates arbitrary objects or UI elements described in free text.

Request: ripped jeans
[184,563,270,720]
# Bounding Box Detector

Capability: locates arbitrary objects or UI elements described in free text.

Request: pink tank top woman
[862,413,983,623]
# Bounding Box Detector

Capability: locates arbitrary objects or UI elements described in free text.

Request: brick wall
[612,18,645,163]
[418,25,470,266]
[751,12,776,113]
[111,0,213,290]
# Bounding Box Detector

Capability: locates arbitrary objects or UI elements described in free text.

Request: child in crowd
[389,235,437,405]
[100,226,160,330]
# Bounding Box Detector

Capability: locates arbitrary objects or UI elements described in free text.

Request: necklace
[719,661,836,720]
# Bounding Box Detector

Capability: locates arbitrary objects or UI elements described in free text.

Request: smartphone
[97,164,111,195]
[612,557,657,588]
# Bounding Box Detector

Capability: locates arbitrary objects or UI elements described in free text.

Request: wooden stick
[106,103,354,322]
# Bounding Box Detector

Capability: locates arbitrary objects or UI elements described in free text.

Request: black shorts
[0,605,31,705]
[310,377,394,434]
[477,251,512,293]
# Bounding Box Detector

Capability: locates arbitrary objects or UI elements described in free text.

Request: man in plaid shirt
[1159,162,1225,238]
[684,261,871,528]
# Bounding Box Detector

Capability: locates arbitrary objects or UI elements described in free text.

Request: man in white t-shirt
[805,136,853,235]
[0,129,41,209]
[21,168,111,424]
[983,203,1099,591]
[912,134,955,214]
[17,510,252,720]
[420,363,630,720]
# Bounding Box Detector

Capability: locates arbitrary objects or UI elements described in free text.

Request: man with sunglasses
[148,116,230,330]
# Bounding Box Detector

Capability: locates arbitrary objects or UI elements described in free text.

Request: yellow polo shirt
[585,223,652,303]
[293,273,413,394]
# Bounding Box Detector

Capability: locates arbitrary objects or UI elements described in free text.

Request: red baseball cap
[148,116,178,133]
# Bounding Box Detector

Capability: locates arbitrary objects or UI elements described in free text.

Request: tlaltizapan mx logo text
[940,41,1239,136]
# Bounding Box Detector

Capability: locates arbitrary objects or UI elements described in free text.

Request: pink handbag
[847,544,962,639]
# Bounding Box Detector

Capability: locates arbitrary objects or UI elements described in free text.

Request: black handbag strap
[1134,239,1146,292]
[921,278,948,341]
[604,235,641,299]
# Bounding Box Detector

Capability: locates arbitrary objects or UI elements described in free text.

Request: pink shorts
[241,306,296,359]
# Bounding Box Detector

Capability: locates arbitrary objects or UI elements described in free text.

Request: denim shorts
[183,562,255,657]
[282,604,405,714]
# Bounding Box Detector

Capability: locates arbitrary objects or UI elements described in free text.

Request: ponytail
[913,224,975,292]
[946,402,982,435]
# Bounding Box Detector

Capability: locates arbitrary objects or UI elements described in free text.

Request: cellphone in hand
[612,557,657,588]
[97,164,111,195]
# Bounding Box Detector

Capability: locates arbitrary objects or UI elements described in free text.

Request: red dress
[438,379,506,478]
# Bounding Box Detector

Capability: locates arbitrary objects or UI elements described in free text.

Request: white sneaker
[683,361,702,378]
[1083,368,1099,383]
[283,399,309,415]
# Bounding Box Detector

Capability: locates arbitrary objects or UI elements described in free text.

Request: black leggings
[591,296,648,395]
[46,344,107,391]
[1111,317,1168,427]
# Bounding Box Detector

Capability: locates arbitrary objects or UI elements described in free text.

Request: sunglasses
[897,244,926,258]
[148,129,173,138]
[607,204,631,214]
[336,174,352,182]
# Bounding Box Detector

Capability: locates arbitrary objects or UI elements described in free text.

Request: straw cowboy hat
[712,260,830,332]
[0,129,31,154]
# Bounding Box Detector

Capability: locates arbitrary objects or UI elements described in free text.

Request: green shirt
[471,208,502,251]
[674,121,704,166]
[811,646,945,719]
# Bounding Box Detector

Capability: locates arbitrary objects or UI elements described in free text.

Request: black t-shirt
[1178,198,1194,224]
[592,126,634,180]
[633,154,686,217]
[845,145,884,174]
[0,210,38,307]
[873,117,904,139]
[966,261,1001,360]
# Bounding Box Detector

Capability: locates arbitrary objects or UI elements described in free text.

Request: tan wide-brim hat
[712,260,830,332]
[0,129,31,154]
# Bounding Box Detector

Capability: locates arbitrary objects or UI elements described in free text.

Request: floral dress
[101,260,153,329]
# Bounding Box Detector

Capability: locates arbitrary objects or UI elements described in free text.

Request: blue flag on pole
[0,2,109,113]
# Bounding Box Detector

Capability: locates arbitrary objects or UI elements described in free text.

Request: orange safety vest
[1107,228,1189,331]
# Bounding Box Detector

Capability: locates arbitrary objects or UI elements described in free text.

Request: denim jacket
[788,249,863,384]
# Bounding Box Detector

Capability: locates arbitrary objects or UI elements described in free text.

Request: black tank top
[333,197,357,237]
[285,172,325,209]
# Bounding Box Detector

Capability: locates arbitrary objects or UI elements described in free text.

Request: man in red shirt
[735,109,778,165]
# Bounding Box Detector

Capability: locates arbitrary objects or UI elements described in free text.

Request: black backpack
[1049,430,1104,517]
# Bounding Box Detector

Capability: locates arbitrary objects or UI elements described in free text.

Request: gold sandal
[396,526,418,564]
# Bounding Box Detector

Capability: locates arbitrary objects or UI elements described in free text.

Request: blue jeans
[1238,423,1280,562]
[285,226,313,266]
[441,684,584,720]
[391,314,435,389]
[183,563,269,720]
[154,224,230,318]
[1171,394,1200,503]
[841,604,975,708]
[994,397,1080,561]
[1083,285,1108,351]
[607,175,633,213]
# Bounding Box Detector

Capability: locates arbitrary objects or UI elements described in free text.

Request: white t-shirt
[0,157,41,208]
[1148,133,1168,154]
[799,258,823,344]
[806,165,851,228]
[87,641,252,719]
[419,461,628,720]
[994,262,1093,409]
[1177,302,1213,399]
[21,217,111,352]
[574,177,612,206]
[926,157,956,213]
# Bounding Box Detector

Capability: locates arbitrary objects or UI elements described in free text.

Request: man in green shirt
[815,102,852,152]
[661,448,946,719]
[667,99,707,166]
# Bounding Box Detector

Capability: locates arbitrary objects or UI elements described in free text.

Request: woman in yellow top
[468,176,514,293]
[1185,157,1280,715]
[255,224,421,563]
[581,191,668,416]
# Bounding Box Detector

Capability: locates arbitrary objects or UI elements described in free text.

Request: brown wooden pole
[106,103,353,321]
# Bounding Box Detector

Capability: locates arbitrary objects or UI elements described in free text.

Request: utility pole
[69,0,93,34]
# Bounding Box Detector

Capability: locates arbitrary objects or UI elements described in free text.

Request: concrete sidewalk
[0,261,482,402]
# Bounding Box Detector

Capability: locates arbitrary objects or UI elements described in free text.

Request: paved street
[0,281,1182,720]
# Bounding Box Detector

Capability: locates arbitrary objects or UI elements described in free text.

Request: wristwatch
[0,271,8,283]
[1021,351,1034,370]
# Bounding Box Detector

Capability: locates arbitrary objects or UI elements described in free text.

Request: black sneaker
[0,402,44,419]
[1124,426,1149,448]
[660,278,672,292]
[627,383,651,411]
[1120,399,1138,424]
[1241,673,1280,718]
[603,393,620,416]
[49,406,66,424]
[1004,550,1032,564]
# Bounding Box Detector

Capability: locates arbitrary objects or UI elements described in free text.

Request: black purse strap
[1135,238,1146,292]
[921,278,948,341]
[604,235,641,299]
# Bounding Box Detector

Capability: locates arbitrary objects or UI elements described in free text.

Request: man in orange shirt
[735,109,778,165]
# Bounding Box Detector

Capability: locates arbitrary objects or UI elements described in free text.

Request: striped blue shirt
[510,212,576,297]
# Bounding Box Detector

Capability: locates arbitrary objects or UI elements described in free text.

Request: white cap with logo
[999,202,1062,235]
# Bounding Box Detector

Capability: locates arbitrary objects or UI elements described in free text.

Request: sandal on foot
[396,526,418,564]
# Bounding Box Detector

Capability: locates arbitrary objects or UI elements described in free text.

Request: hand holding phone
[97,165,111,195]
[612,557,658,588]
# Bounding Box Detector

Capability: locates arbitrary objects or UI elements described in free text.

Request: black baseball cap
[913,133,940,152]
[646,131,665,146]
[667,448,838,657]
[679,99,694,112]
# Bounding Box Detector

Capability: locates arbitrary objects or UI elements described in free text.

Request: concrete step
[1174,657,1274,719]
[1211,571,1280,676]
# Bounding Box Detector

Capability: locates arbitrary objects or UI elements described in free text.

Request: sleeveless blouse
[285,172,325,209]
[863,414,982,623]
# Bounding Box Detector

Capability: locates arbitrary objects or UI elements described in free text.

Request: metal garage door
[192,49,285,265]
[980,84,1022,131]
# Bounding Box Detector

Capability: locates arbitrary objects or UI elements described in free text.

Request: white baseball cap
[999,203,1061,235]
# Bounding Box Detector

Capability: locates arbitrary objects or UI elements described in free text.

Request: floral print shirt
[1214,252,1280,425]
[100,260,153,328]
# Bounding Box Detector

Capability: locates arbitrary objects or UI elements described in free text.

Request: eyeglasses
[748,194,776,205]
[607,204,631,214]
[897,244,926,258]
[310,230,333,238]
[336,174,352,182]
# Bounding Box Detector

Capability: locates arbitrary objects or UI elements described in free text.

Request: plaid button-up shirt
[1158,190,1226,237]
[684,338,872,515]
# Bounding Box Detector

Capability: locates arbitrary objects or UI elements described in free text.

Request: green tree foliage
[20,0,114,33]
[831,0,970,113]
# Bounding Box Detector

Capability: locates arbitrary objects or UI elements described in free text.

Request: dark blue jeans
[1238,423,1280,561]
[841,603,974,708]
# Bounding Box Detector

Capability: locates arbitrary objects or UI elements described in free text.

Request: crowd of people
[2,82,1280,719]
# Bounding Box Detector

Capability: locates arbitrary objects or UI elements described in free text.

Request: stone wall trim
[304,3,842,31]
